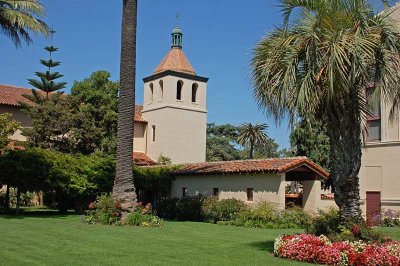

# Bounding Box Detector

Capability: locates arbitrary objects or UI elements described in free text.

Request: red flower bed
[274,234,400,265]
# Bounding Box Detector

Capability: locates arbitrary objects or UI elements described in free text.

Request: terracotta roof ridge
[174,156,310,165]
[0,84,32,90]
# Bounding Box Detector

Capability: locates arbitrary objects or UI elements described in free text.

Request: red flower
[351,225,361,237]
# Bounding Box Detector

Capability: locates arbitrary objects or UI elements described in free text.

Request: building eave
[143,70,209,83]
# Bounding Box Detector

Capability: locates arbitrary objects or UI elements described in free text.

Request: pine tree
[28,30,67,98]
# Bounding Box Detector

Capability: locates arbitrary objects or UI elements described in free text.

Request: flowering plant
[274,234,400,266]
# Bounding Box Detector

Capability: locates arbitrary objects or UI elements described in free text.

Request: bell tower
[142,24,208,164]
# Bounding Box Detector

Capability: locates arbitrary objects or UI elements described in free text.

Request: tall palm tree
[251,0,400,223]
[0,0,48,46]
[237,123,269,159]
[113,0,137,215]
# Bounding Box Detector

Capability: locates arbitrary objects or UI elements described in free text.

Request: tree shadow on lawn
[0,208,74,219]
[247,240,275,253]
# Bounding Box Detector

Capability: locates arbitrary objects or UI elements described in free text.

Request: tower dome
[153,24,196,75]
[171,25,183,48]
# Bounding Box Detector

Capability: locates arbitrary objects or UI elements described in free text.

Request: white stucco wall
[133,122,147,153]
[302,180,322,213]
[319,199,338,211]
[171,173,286,209]
[360,142,400,214]
[142,75,207,164]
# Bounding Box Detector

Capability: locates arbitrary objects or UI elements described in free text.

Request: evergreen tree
[27,30,66,98]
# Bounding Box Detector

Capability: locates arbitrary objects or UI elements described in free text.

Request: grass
[0,212,308,266]
[1,211,399,265]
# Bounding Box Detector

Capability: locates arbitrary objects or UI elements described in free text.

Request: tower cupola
[171,25,183,49]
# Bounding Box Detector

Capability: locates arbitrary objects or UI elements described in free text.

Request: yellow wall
[133,122,147,153]
[171,173,286,209]
[360,142,400,213]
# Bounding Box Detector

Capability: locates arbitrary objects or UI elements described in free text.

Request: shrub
[123,202,164,227]
[156,195,205,221]
[278,205,312,229]
[85,194,121,225]
[380,209,400,227]
[202,197,247,223]
[306,207,341,235]
[175,195,205,221]
[86,194,163,227]
[156,197,179,220]
[306,207,387,242]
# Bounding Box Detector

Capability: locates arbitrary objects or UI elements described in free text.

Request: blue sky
[1,0,293,148]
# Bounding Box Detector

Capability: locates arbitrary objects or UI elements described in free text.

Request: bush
[156,197,179,220]
[157,197,312,229]
[156,195,204,221]
[123,202,164,227]
[380,209,400,227]
[278,205,312,229]
[0,148,115,213]
[85,194,121,225]
[86,194,163,227]
[306,207,387,242]
[202,197,247,223]
[176,195,204,221]
[306,207,341,235]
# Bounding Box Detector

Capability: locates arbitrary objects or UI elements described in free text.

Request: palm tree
[251,0,400,223]
[0,0,48,46]
[237,123,269,159]
[113,0,137,215]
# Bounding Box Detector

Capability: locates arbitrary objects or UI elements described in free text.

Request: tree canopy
[0,113,20,150]
[206,123,281,161]
[0,0,48,46]
[237,123,269,159]
[21,71,119,155]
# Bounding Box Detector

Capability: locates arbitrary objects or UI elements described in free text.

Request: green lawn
[0,212,307,266]
[2,212,399,266]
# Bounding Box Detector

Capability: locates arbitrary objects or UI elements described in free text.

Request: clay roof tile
[174,157,329,178]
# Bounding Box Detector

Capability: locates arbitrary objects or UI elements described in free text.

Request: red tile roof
[174,157,329,178]
[0,84,147,123]
[153,48,196,75]
[133,152,156,166]
[0,84,36,107]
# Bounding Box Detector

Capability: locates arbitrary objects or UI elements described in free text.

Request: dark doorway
[366,191,381,226]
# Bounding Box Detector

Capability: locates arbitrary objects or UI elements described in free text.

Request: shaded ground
[0,213,308,266]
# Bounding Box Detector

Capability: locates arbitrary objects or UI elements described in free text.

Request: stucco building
[172,157,330,212]
[358,5,400,223]
[0,25,208,166]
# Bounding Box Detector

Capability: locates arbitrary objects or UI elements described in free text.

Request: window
[159,80,164,100]
[366,87,381,142]
[213,188,219,198]
[182,187,188,197]
[247,188,253,201]
[177,80,183,100]
[149,83,154,103]
[191,83,198,103]
[152,125,156,142]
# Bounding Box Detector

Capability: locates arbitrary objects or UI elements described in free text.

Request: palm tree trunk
[327,95,363,224]
[113,0,138,215]
[249,142,254,159]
